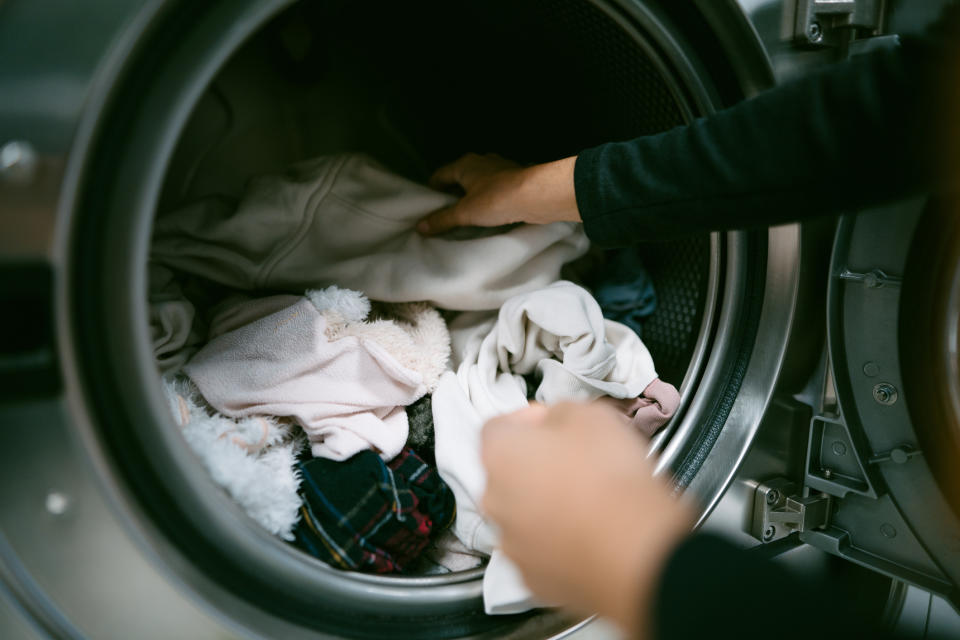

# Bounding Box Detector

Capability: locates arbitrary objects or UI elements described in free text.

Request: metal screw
[873,383,899,406]
[880,523,897,539]
[832,441,847,456]
[862,362,880,377]
[762,525,776,541]
[823,468,833,479]
[766,490,781,505]
[45,491,71,516]
[807,21,824,43]
[889,447,909,464]
[0,140,38,183]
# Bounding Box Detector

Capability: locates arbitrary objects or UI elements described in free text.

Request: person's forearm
[516,156,581,225]
[575,10,959,247]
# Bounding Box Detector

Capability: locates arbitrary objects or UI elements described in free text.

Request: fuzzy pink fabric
[185,297,425,461]
[600,378,681,437]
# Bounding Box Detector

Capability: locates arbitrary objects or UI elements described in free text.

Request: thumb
[417,204,468,235]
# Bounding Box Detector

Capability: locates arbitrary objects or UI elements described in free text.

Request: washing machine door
[704,0,960,618]
[1,0,952,637]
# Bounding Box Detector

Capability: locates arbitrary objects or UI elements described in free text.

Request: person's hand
[416,153,581,235]
[481,402,695,639]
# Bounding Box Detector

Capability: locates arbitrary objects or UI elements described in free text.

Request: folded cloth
[432,281,673,614]
[162,377,305,540]
[294,448,457,574]
[185,292,436,462]
[149,264,204,376]
[152,153,589,311]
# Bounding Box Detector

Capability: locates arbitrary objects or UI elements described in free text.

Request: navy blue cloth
[293,448,456,574]
[588,250,656,337]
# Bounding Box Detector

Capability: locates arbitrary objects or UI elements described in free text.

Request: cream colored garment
[152,153,589,311]
[432,281,661,614]
[185,295,436,461]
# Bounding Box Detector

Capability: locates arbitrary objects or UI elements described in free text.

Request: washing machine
[1,0,958,638]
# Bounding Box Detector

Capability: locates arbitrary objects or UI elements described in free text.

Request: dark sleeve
[575,5,960,247]
[653,534,896,640]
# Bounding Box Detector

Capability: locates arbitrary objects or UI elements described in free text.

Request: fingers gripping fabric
[432,281,662,614]
[152,153,589,311]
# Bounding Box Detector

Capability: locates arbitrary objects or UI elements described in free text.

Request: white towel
[152,153,589,311]
[432,281,659,614]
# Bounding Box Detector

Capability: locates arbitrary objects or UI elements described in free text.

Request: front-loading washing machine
[1,0,958,637]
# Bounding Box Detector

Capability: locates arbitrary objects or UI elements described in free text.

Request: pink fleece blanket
[185,297,426,461]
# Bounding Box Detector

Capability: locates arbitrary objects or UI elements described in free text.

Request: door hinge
[789,0,886,47]
[751,478,832,543]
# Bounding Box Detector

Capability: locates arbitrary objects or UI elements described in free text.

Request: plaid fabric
[293,448,456,574]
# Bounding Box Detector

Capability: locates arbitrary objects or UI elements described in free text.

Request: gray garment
[149,264,204,376]
[152,153,589,311]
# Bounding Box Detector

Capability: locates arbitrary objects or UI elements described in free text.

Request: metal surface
[751,478,831,543]
[839,267,902,289]
[788,0,885,47]
[664,223,802,522]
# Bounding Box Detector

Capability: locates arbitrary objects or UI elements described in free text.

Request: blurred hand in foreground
[481,402,695,639]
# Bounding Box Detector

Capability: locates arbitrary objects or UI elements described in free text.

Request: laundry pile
[150,153,678,614]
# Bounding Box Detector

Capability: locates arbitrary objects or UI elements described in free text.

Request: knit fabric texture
[294,448,456,574]
[405,394,435,465]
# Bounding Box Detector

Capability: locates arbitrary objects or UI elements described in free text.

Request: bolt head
[766,490,780,505]
[763,525,776,541]
[807,21,824,43]
[890,448,909,464]
[873,383,899,405]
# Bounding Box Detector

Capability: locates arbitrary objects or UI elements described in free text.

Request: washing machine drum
[49,0,796,637]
